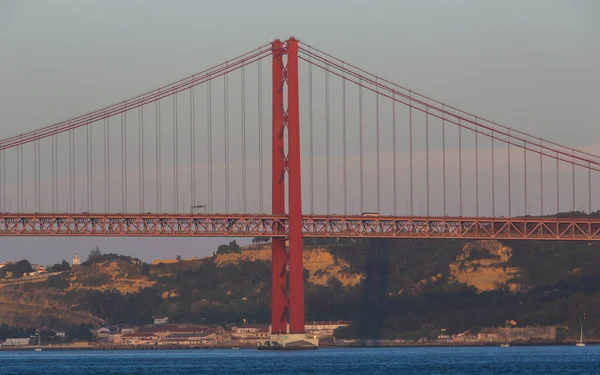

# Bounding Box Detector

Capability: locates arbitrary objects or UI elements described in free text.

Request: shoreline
[0,341,595,351]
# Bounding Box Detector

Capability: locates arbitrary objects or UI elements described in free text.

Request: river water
[1,346,599,374]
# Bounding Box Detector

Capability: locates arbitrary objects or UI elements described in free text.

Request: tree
[176,255,182,262]
[334,326,356,340]
[252,237,270,244]
[0,260,34,278]
[87,247,103,263]
[66,324,93,342]
[47,260,72,273]
[229,240,241,252]
[216,241,242,255]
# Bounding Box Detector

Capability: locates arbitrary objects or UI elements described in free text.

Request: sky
[0,0,599,265]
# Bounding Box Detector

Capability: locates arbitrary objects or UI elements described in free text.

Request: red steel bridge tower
[270,38,309,344]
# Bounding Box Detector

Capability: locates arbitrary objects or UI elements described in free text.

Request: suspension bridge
[1,37,599,345]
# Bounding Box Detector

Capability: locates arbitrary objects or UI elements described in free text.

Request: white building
[153,316,169,325]
[72,254,81,266]
[1,338,31,346]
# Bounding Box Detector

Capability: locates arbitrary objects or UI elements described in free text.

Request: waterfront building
[121,332,158,345]
[1,337,31,346]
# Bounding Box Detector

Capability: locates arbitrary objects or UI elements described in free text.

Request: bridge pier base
[258,333,319,350]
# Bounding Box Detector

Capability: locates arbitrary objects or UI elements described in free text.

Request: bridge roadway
[0,213,599,240]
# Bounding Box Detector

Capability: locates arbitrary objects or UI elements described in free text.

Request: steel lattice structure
[1,213,599,240]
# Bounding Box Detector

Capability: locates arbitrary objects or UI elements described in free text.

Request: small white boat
[501,320,510,347]
[231,347,240,350]
[34,348,42,352]
[577,317,585,347]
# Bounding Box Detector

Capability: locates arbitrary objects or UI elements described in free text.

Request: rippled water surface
[1,346,600,374]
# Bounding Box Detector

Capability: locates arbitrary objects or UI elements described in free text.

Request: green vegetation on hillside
[3,231,600,341]
[0,260,34,278]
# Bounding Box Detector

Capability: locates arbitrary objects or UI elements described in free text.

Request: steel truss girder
[1,214,599,240]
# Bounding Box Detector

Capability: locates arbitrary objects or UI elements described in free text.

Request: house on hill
[153,316,169,325]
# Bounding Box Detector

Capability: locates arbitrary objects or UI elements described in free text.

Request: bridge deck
[0,214,598,240]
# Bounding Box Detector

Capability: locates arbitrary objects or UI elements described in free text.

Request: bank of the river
[1,340,598,351]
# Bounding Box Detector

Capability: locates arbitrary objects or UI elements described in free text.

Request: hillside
[1,235,600,341]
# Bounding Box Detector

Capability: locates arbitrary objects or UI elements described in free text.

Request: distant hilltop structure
[72,254,81,267]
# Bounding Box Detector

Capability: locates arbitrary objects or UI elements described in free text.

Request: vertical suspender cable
[125,107,128,211]
[190,87,195,213]
[392,93,397,216]
[491,129,495,217]
[359,79,364,213]
[21,142,23,211]
[589,161,592,214]
[309,52,314,214]
[34,140,38,211]
[0,150,2,212]
[375,78,380,213]
[52,128,56,213]
[140,106,144,212]
[342,66,347,215]
[38,139,41,211]
[121,105,126,212]
[141,106,145,212]
[0,150,3,212]
[21,142,24,211]
[425,105,429,217]
[86,121,90,212]
[572,151,575,212]
[55,127,58,212]
[524,141,527,215]
[89,114,93,212]
[173,93,178,214]
[68,128,72,212]
[224,68,229,213]
[208,81,213,213]
[17,143,21,212]
[241,67,247,212]
[258,58,263,214]
[157,93,161,212]
[409,92,414,216]
[325,63,330,214]
[442,106,446,217]
[475,117,479,217]
[105,116,110,212]
[72,128,75,212]
[508,130,512,217]
[459,120,463,217]
[540,140,543,215]
[556,151,559,215]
